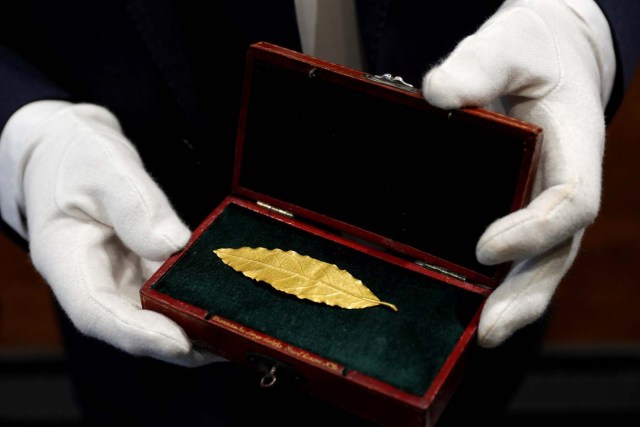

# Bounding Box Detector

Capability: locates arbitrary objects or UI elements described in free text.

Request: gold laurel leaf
[213,247,397,311]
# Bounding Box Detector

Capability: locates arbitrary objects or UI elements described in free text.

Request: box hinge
[414,260,467,282]
[364,73,420,93]
[257,201,294,218]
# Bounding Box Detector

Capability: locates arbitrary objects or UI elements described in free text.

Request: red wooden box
[141,42,541,426]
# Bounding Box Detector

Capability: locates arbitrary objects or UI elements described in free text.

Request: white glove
[422,0,615,347]
[0,100,222,366]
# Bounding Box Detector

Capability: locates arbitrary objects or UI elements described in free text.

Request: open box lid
[232,42,541,289]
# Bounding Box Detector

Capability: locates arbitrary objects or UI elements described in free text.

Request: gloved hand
[0,100,221,366]
[422,0,615,347]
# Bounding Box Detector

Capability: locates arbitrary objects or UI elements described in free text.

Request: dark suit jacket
[1,0,637,230]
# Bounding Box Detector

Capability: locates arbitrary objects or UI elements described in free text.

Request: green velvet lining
[152,203,483,396]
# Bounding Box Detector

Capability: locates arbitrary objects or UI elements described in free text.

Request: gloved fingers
[30,220,205,366]
[55,131,191,261]
[476,98,604,265]
[422,6,559,110]
[421,0,605,268]
[477,230,583,348]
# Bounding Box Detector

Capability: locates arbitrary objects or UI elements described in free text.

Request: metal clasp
[364,73,418,92]
[259,366,277,388]
[247,353,304,388]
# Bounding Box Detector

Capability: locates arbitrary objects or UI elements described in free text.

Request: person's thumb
[422,7,559,109]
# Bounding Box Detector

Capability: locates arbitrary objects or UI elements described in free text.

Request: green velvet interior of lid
[152,203,483,396]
